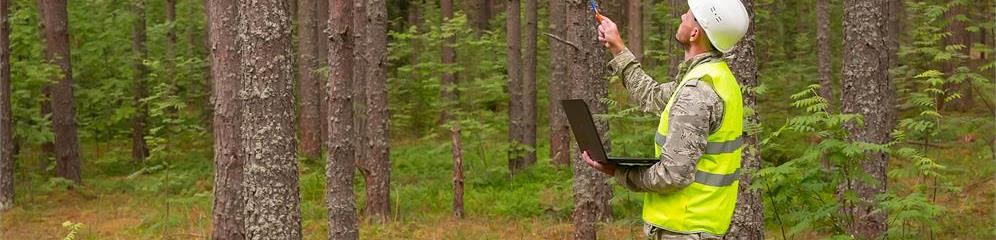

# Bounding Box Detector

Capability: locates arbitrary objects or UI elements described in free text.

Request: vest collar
[674,51,723,80]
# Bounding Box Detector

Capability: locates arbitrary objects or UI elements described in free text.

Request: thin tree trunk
[724,0,765,238]
[548,0,570,166]
[352,0,369,179]
[364,0,391,223]
[841,0,893,238]
[206,0,245,239]
[0,0,13,211]
[816,0,834,106]
[166,0,177,98]
[237,0,302,238]
[317,0,330,145]
[327,1,359,238]
[567,1,613,238]
[475,0,493,35]
[666,0,685,76]
[523,0,538,168]
[626,0,642,60]
[297,0,322,159]
[131,0,150,164]
[441,0,457,123]
[451,127,465,218]
[507,0,533,174]
[441,0,464,219]
[35,0,52,170]
[39,0,81,184]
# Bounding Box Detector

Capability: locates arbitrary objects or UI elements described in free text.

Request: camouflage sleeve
[613,80,725,193]
[608,48,677,114]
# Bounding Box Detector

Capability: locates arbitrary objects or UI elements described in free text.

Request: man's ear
[689,27,700,42]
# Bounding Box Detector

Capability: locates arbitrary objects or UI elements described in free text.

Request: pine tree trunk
[327,1,359,238]
[523,0,538,169]
[0,0,13,212]
[666,0,685,76]
[352,0,369,180]
[317,0,330,145]
[506,0,524,173]
[475,0,493,35]
[206,0,245,239]
[237,1,302,238]
[451,127,465,218]
[547,0,570,166]
[724,1,765,239]
[364,0,391,223]
[39,0,81,184]
[297,0,322,159]
[166,0,177,95]
[441,0,457,123]
[567,1,613,238]
[841,0,893,238]
[35,0,53,169]
[816,0,834,106]
[505,0,536,174]
[626,0,642,60]
[131,0,150,164]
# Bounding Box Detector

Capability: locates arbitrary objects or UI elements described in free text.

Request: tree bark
[567,1,613,239]
[548,0,570,166]
[0,0,13,211]
[317,0,330,145]
[38,0,81,184]
[440,0,457,125]
[364,0,391,223]
[524,0,539,169]
[166,0,177,95]
[666,0,685,76]
[451,127,465,218]
[327,1,359,238]
[625,0,642,60]
[237,0,302,238]
[35,0,53,170]
[507,0,536,174]
[724,1,765,239]
[131,0,150,164]
[816,0,834,107]
[297,0,322,159]
[352,0,369,180]
[841,0,893,238]
[474,0,493,35]
[206,0,245,239]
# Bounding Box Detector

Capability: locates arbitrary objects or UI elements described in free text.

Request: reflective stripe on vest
[644,61,744,236]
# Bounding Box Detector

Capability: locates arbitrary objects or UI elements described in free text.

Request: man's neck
[683,44,712,61]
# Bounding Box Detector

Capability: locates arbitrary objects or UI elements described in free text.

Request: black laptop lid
[561,99,610,163]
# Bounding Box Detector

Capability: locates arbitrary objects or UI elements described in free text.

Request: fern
[61,221,84,240]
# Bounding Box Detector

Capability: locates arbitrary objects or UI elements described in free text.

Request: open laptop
[561,99,658,167]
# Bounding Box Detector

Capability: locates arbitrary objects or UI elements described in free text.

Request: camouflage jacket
[608,48,726,193]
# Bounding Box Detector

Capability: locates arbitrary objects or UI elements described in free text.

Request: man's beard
[674,34,690,50]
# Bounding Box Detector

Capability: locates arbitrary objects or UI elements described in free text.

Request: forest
[0,0,992,239]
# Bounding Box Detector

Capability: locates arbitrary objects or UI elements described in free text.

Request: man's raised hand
[597,17,625,56]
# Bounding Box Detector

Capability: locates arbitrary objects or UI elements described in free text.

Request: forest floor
[0,123,992,239]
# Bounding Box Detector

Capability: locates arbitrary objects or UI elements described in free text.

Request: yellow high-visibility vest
[645,61,744,236]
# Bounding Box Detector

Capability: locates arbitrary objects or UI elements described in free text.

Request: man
[581,0,750,239]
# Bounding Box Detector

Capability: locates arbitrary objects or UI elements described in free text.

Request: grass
[0,131,649,239]
[0,113,991,239]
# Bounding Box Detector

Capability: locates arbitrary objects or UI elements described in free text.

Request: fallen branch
[544,32,580,51]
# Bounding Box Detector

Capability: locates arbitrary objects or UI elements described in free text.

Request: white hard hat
[687,0,750,53]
